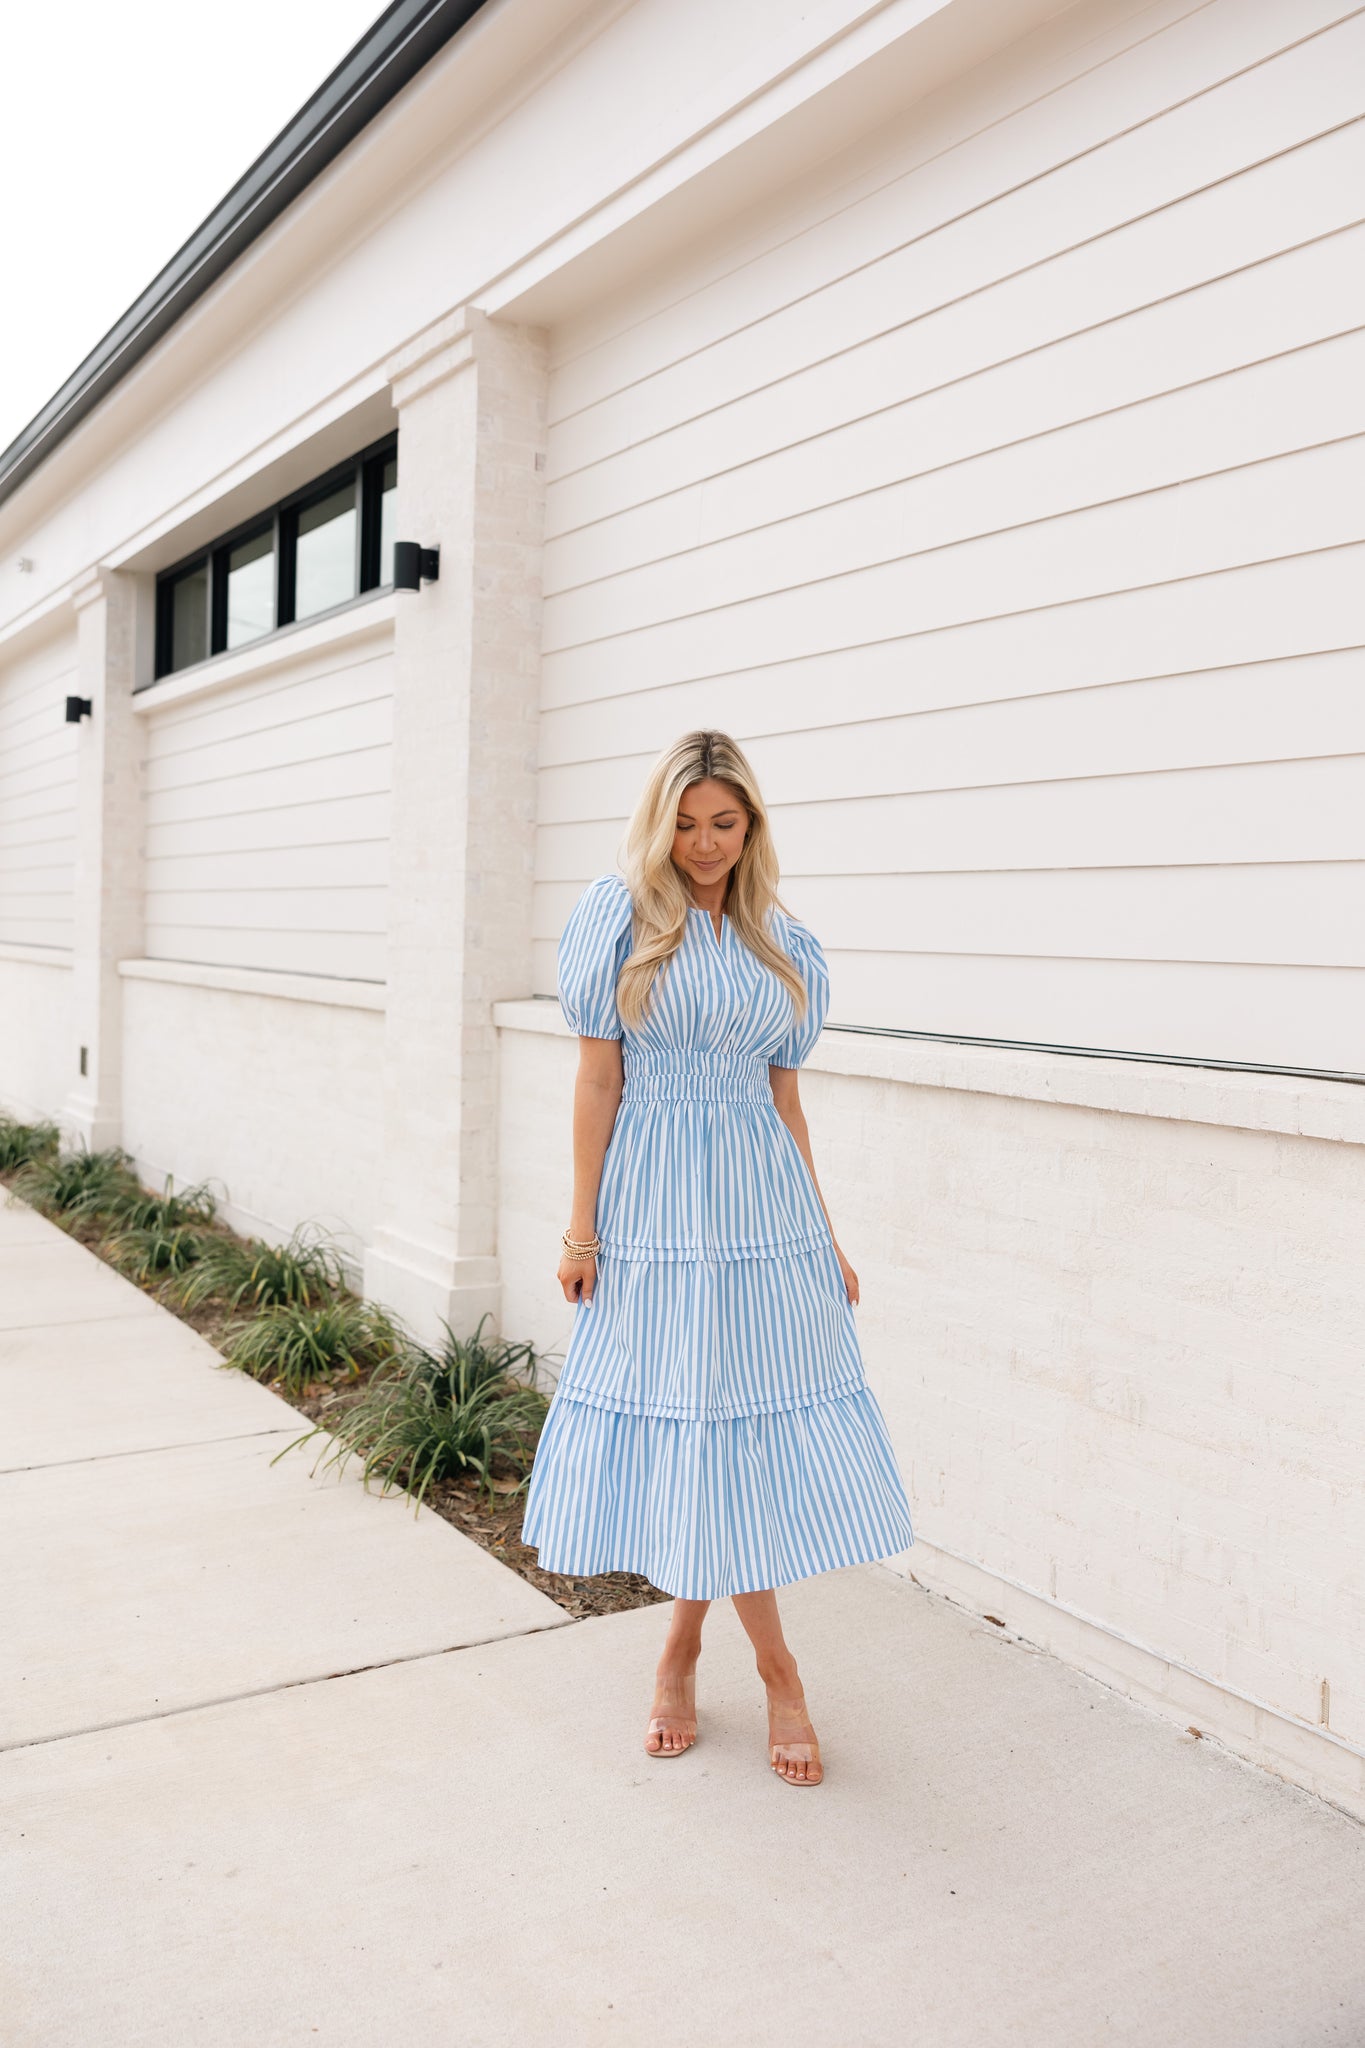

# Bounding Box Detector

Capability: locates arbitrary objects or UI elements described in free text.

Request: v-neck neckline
[690,904,727,948]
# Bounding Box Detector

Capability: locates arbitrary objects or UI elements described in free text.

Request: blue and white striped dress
[520,870,915,1599]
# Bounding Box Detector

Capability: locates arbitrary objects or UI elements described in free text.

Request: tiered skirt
[520,1050,915,1599]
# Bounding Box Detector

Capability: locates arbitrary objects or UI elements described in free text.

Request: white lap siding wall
[533,0,1365,1071]
[118,623,395,1267]
[510,0,1365,1815]
[140,632,393,980]
[0,625,79,1117]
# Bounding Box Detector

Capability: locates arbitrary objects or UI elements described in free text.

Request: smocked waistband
[621,1050,772,1101]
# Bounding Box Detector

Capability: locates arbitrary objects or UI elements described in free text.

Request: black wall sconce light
[393,541,440,592]
[65,695,93,724]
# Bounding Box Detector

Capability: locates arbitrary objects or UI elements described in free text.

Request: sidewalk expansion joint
[0,1312,168,1334]
[0,1427,299,1476]
[0,1623,576,1754]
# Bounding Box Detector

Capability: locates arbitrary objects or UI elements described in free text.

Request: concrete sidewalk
[3,1194,1364,2048]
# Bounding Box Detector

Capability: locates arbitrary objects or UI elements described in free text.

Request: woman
[520,730,915,1786]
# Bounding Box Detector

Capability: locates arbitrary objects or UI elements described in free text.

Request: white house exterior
[2,0,1362,1818]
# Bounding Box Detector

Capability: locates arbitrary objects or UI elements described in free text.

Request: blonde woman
[521,731,914,1785]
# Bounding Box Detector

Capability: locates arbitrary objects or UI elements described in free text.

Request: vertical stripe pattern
[521,871,915,1597]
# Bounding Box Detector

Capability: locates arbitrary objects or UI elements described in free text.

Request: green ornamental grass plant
[169,1224,348,1314]
[104,1221,210,1284]
[100,1174,222,1282]
[223,1296,403,1395]
[97,1173,220,1233]
[7,1143,139,1222]
[275,1313,550,1510]
[0,1114,60,1173]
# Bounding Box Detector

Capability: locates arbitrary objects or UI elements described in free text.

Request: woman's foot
[644,1659,698,1756]
[765,1665,822,1785]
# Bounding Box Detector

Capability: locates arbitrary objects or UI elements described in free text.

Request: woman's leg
[645,1597,709,1754]
[732,1589,823,1785]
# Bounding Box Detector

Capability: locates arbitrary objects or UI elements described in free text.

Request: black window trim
[151,429,397,684]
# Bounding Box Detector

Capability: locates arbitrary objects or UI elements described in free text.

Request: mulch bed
[283,1372,669,1622]
[2,1177,669,1623]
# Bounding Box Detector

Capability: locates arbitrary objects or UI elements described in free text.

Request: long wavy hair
[614,730,808,1033]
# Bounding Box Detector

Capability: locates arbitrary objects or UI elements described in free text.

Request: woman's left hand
[834,1243,860,1307]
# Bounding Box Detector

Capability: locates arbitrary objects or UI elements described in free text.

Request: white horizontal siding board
[530,862,1365,968]
[143,925,386,982]
[144,695,392,793]
[538,546,1365,754]
[0,807,83,850]
[0,696,76,761]
[0,844,77,883]
[0,797,84,839]
[547,123,1365,535]
[545,19,1365,474]
[144,791,391,860]
[545,234,1365,589]
[0,633,78,954]
[547,0,1355,422]
[833,953,1365,1071]
[537,755,1365,874]
[0,885,85,926]
[143,646,394,753]
[542,333,1365,641]
[0,752,84,813]
[0,870,78,903]
[142,652,393,981]
[769,757,1365,873]
[541,438,1365,698]
[143,747,391,826]
[0,762,85,814]
[0,726,59,774]
[0,922,73,952]
[533,820,629,885]
[144,887,387,935]
[0,691,62,746]
[143,629,393,719]
[537,649,1365,810]
[144,842,390,893]
[784,867,1365,970]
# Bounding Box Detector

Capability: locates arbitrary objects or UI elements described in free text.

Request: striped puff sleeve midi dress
[520,870,916,1600]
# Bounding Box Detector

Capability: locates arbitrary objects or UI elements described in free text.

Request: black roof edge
[0,0,490,515]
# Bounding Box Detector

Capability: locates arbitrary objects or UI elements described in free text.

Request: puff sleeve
[557,872,634,1039]
[768,915,830,1069]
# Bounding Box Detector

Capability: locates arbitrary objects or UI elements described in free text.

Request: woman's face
[672,778,749,894]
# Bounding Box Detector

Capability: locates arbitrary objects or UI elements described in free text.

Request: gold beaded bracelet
[561,1228,601,1262]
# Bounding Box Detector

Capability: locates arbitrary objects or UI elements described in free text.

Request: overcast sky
[1,0,384,457]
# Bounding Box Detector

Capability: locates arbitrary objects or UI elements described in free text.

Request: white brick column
[363,308,547,1349]
[63,566,146,1153]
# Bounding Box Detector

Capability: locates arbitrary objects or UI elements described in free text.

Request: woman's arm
[768,1064,860,1306]
[559,1035,624,1303]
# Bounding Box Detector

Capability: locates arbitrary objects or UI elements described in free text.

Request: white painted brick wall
[121,978,386,1277]
[0,959,73,1121]
[496,1010,1365,1815]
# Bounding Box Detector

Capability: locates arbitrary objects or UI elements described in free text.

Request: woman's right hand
[558,1251,598,1305]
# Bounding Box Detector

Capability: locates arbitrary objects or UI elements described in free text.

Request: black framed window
[219,523,274,651]
[153,430,397,682]
[162,557,210,671]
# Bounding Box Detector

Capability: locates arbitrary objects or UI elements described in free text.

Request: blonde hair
[614,730,808,1032]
